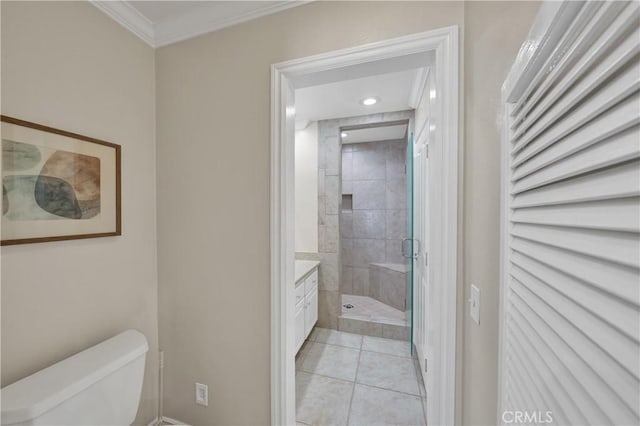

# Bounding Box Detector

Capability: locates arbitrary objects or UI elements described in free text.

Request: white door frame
[270,27,460,426]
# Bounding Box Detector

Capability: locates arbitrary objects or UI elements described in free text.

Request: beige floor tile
[348,384,425,426]
[296,371,354,426]
[356,351,420,395]
[300,342,360,381]
[311,327,363,349]
[362,336,412,358]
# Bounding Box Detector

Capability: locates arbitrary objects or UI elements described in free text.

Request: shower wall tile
[317,290,339,329]
[325,136,340,176]
[318,169,326,196]
[386,209,407,240]
[341,238,353,267]
[325,176,340,214]
[352,239,386,267]
[386,178,407,210]
[353,210,386,239]
[353,181,386,210]
[319,214,339,253]
[319,252,339,291]
[342,151,353,181]
[369,265,406,311]
[342,180,353,195]
[386,239,404,265]
[353,147,386,180]
[386,146,406,180]
[352,267,370,296]
[341,211,353,238]
[341,265,354,295]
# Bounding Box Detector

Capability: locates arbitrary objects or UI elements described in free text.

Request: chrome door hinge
[424,358,428,373]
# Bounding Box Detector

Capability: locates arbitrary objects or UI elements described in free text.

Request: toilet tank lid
[1,330,149,425]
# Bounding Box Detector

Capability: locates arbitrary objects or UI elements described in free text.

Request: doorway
[271,27,459,426]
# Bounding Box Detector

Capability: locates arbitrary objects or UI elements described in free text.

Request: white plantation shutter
[499,2,640,425]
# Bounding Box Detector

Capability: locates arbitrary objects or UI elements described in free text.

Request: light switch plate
[470,284,480,325]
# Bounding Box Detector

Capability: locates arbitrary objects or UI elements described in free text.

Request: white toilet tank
[1,330,149,426]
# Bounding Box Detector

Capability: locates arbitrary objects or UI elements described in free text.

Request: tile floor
[296,327,426,426]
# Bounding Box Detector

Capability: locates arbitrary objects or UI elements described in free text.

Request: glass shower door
[404,132,415,354]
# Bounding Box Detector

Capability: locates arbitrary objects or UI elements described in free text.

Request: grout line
[299,370,356,384]
[360,348,413,360]
[345,343,363,425]
[352,381,423,399]
[310,340,363,351]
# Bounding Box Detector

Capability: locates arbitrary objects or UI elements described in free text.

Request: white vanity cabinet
[294,265,318,353]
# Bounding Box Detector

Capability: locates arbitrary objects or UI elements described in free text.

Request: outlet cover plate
[195,382,208,406]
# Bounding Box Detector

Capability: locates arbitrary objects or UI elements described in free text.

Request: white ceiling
[91,1,310,47]
[342,124,408,144]
[295,69,422,124]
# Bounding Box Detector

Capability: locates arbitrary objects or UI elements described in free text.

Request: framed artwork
[1,115,121,245]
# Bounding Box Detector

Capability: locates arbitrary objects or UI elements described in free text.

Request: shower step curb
[338,315,409,341]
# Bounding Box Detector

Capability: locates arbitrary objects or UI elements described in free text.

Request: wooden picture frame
[1,115,121,245]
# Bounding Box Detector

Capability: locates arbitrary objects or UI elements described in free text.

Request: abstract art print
[1,116,121,245]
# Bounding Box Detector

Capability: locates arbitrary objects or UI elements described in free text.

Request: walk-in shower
[338,118,413,341]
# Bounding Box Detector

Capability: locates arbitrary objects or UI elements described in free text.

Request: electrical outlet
[195,382,208,406]
[470,284,480,325]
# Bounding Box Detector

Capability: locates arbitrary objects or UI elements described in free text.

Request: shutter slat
[502,5,639,424]
[511,284,639,424]
[509,2,604,129]
[512,268,640,383]
[512,59,640,159]
[506,342,561,421]
[513,94,640,178]
[508,314,598,424]
[511,251,639,340]
[511,197,640,232]
[511,160,640,206]
[507,323,585,424]
[510,1,628,124]
[511,2,640,137]
[511,238,638,307]
[511,223,640,268]
[512,125,640,193]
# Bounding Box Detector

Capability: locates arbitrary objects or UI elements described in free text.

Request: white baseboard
[147,416,190,426]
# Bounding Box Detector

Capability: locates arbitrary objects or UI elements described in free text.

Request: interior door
[411,67,433,412]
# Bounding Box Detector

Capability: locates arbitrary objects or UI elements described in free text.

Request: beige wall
[295,121,318,253]
[156,2,463,424]
[462,2,540,424]
[0,2,158,424]
[0,1,540,426]
[156,1,537,425]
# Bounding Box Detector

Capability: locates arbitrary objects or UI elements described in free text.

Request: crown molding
[91,1,312,49]
[91,1,155,47]
[154,1,313,47]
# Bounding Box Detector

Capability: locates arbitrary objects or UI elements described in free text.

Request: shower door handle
[402,239,420,259]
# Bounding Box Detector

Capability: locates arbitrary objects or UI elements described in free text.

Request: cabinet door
[304,288,318,336]
[294,300,305,352]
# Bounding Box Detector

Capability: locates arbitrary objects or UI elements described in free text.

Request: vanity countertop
[295,260,320,284]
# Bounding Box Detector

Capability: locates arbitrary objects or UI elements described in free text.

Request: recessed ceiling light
[341,132,348,138]
[360,97,379,106]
